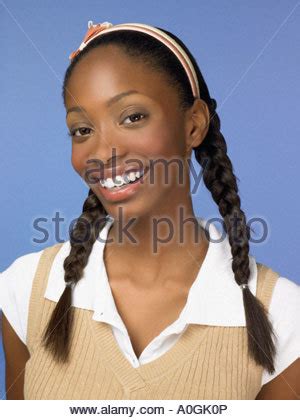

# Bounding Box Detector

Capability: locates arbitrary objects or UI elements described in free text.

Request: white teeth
[129,172,136,182]
[100,169,144,189]
[115,175,124,185]
[106,178,114,188]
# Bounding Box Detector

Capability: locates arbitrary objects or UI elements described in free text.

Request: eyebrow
[66,89,140,116]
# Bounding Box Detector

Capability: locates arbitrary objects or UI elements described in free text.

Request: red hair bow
[69,21,113,61]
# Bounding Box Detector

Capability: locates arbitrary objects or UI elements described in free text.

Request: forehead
[65,45,180,109]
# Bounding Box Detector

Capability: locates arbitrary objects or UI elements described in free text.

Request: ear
[184,99,210,156]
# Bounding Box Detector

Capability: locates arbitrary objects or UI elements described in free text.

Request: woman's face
[65,45,196,221]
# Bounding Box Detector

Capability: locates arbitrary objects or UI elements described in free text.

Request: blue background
[0,0,299,399]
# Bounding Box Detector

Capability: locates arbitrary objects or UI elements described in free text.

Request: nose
[85,134,127,181]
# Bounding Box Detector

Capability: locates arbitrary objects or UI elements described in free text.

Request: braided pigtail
[41,189,107,363]
[194,98,276,373]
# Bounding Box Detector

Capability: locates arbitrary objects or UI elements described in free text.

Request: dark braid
[195,99,276,373]
[43,25,276,372]
[41,189,107,363]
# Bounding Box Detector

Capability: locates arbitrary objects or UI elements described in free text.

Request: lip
[96,166,150,202]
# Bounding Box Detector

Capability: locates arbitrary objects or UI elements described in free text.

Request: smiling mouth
[98,166,150,190]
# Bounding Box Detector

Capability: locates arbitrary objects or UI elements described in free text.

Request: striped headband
[69,21,200,99]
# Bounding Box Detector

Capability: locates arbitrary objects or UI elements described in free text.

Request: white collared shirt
[0,216,299,389]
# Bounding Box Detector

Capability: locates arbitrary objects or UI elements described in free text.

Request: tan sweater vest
[24,242,279,400]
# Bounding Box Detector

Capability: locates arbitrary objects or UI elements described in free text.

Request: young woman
[1,21,299,400]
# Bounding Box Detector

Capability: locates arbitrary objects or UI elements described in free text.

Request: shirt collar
[44,216,257,328]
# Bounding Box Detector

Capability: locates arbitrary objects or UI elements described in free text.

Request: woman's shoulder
[0,242,66,288]
[261,273,300,387]
[0,242,67,345]
[255,260,300,302]
[256,261,300,334]
[268,274,300,336]
[272,275,300,302]
[266,267,300,316]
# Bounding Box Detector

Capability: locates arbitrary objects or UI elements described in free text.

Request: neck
[106,198,208,262]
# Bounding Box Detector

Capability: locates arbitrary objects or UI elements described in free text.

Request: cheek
[71,144,88,176]
[134,122,184,159]
[135,124,186,191]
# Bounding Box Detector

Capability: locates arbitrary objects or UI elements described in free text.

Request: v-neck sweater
[24,242,279,400]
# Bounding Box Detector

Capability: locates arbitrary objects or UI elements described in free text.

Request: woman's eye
[123,112,147,125]
[67,113,146,138]
[68,127,92,137]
